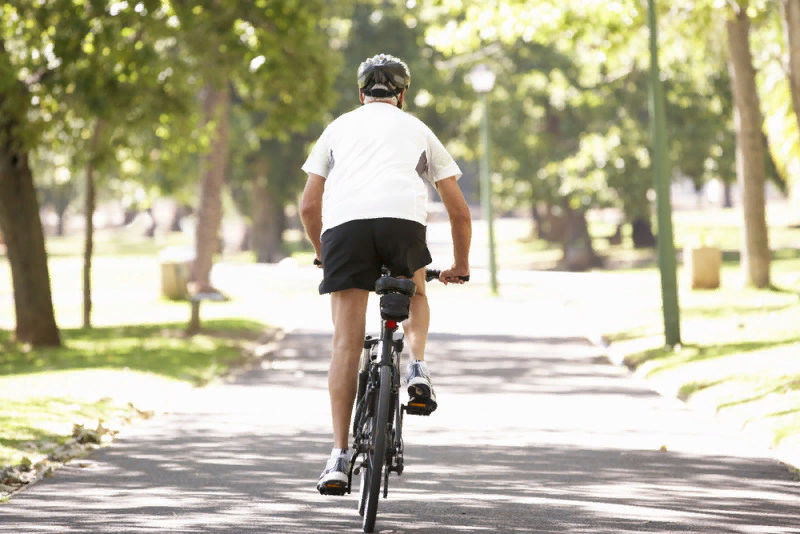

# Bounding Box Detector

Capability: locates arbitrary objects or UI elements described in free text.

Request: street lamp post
[648,0,681,346]
[468,64,498,295]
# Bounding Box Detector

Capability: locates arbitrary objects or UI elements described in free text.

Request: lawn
[510,201,800,270]
[0,319,270,469]
[2,201,799,472]
[605,256,800,460]
[0,232,276,474]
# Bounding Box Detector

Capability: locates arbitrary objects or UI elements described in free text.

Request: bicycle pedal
[403,399,436,416]
[318,480,348,496]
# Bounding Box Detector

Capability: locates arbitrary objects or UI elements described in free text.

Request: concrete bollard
[158,246,195,300]
[685,245,722,290]
[160,262,190,300]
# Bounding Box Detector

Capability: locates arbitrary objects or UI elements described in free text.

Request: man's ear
[359,90,365,104]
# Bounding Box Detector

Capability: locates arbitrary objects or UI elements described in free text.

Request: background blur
[1,0,800,485]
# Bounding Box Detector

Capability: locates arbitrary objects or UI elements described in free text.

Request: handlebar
[425,270,470,283]
[314,259,468,283]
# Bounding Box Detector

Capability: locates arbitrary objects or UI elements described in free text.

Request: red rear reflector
[386,320,397,330]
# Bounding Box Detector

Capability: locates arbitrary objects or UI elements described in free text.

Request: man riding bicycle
[299,54,472,495]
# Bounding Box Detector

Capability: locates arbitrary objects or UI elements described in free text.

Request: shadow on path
[2,330,799,533]
[236,330,653,398]
[1,422,798,533]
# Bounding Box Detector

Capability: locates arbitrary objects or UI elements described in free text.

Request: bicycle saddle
[375,277,416,297]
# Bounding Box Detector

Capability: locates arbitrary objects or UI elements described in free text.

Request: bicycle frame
[346,315,404,495]
[330,266,467,532]
[346,267,466,499]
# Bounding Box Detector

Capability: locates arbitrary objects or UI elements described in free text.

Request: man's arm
[300,173,325,263]
[435,176,472,283]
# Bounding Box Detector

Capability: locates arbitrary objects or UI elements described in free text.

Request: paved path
[2,325,799,533]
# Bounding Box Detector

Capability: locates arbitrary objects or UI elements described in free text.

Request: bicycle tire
[362,364,392,533]
[358,453,370,517]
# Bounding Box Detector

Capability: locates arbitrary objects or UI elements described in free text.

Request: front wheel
[362,364,392,533]
[358,455,370,517]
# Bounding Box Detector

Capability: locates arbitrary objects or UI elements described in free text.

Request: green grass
[0,318,269,467]
[0,237,273,471]
[500,203,800,270]
[0,319,266,382]
[0,396,137,467]
[611,256,800,451]
[42,230,193,258]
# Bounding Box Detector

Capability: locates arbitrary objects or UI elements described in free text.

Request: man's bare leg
[329,288,370,449]
[402,267,429,362]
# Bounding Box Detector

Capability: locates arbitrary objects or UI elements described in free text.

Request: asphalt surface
[2,325,799,533]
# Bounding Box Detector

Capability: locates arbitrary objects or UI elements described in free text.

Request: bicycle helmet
[357,54,411,98]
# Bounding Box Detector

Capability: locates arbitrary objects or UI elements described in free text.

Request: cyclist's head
[357,54,410,109]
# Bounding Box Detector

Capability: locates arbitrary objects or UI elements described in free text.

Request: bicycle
[337,266,469,533]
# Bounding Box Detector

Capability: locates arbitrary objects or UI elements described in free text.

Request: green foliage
[229,0,468,219]
[2,0,339,214]
[418,0,788,226]
[1,1,191,150]
[754,6,800,189]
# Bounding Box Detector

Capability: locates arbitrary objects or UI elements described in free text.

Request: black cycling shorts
[318,217,432,294]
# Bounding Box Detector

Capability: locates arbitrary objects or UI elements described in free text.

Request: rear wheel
[362,364,392,533]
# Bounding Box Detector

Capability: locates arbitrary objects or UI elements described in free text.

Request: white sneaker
[317,452,349,495]
[406,361,437,414]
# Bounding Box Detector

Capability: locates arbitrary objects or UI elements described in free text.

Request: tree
[727,2,771,287]
[0,0,193,344]
[782,0,800,134]
[778,0,800,217]
[32,147,80,236]
[227,1,462,264]
[162,0,338,291]
[0,88,59,345]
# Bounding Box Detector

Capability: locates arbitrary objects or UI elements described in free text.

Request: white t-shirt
[301,103,462,234]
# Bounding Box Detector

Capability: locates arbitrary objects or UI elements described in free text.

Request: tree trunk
[631,217,656,248]
[782,0,800,135]
[194,83,230,291]
[83,120,104,329]
[727,9,771,287]
[53,187,71,237]
[537,203,566,243]
[723,182,734,208]
[530,202,542,240]
[240,225,253,252]
[144,208,157,238]
[252,171,287,264]
[123,209,137,225]
[55,212,65,236]
[83,155,95,329]
[560,204,597,272]
[0,134,61,347]
[170,204,192,232]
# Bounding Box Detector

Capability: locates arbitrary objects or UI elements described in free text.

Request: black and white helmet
[357,54,411,98]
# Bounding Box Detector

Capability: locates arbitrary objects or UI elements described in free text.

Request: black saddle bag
[380,293,411,321]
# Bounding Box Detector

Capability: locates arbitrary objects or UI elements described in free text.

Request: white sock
[331,448,348,459]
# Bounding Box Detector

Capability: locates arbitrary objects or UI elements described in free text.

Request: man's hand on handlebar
[439,264,470,285]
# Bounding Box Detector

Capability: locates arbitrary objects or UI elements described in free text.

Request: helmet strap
[362,87,399,98]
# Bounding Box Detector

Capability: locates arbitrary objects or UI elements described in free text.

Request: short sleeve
[301,128,332,178]
[427,128,462,183]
